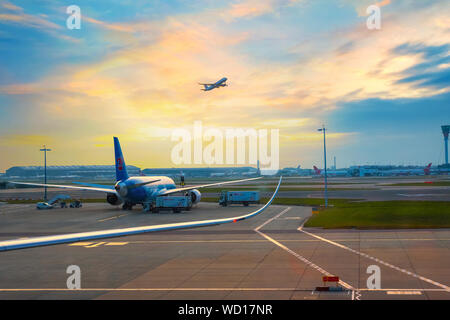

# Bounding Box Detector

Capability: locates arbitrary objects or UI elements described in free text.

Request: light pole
[40,145,51,201]
[317,125,328,207]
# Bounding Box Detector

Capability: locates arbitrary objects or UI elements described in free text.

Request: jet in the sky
[198,77,228,91]
[11,137,261,212]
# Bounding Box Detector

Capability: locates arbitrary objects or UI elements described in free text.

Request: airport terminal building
[4,165,141,180]
[142,167,258,178]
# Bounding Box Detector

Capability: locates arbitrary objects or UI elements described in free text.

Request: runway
[0,202,448,300]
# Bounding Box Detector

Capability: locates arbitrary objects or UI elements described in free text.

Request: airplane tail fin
[313,166,321,174]
[424,163,432,175]
[114,137,129,182]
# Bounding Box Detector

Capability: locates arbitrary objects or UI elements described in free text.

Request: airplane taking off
[198,77,228,91]
[10,137,261,212]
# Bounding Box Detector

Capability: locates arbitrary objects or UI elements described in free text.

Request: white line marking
[98,213,131,222]
[0,288,447,292]
[358,288,448,292]
[105,242,128,246]
[66,238,449,245]
[254,207,355,291]
[0,288,300,292]
[298,221,450,291]
[254,207,291,231]
[387,290,422,295]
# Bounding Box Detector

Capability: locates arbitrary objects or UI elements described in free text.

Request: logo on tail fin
[117,158,123,170]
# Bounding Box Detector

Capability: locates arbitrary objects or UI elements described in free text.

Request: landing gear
[122,202,133,210]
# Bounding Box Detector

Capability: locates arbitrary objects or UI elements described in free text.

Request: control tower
[442,125,449,165]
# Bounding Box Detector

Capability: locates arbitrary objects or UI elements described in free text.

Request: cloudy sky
[0,0,449,171]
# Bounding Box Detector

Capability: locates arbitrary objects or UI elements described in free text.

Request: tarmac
[0,202,448,300]
[1,176,448,202]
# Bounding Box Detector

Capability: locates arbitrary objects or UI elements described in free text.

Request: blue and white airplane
[198,77,228,91]
[11,137,260,212]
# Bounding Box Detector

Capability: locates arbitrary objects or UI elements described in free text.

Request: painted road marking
[387,290,422,295]
[254,207,291,232]
[92,238,450,244]
[84,242,106,248]
[69,242,94,246]
[254,207,355,292]
[69,242,128,248]
[298,221,450,292]
[0,288,447,292]
[98,213,131,222]
[0,288,301,292]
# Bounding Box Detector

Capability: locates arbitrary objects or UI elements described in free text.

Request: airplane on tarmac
[380,163,432,176]
[313,165,349,177]
[198,77,228,91]
[10,137,261,212]
[313,166,322,175]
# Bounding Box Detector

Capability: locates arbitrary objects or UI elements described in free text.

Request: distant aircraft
[424,163,432,175]
[382,163,433,176]
[313,165,349,177]
[10,137,261,212]
[198,77,228,91]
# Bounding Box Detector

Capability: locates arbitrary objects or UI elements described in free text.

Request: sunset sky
[0,0,449,172]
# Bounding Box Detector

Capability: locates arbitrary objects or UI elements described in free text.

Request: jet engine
[114,181,128,197]
[106,193,123,206]
[188,189,201,204]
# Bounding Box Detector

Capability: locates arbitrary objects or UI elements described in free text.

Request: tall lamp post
[40,145,51,201]
[317,126,328,207]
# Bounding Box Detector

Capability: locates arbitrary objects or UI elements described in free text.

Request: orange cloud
[227,0,274,18]
[0,12,60,29]
[2,1,23,11]
[83,16,135,33]
[1,0,448,171]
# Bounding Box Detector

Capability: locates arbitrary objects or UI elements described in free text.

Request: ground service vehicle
[219,191,260,206]
[152,195,192,213]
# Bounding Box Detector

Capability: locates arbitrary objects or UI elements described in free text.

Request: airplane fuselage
[114,176,177,204]
[203,77,228,91]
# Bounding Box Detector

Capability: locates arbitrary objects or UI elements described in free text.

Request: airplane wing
[0,177,282,251]
[72,182,115,190]
[158,177,262,196]
[198,83,214,85]
[9,181,118,194]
